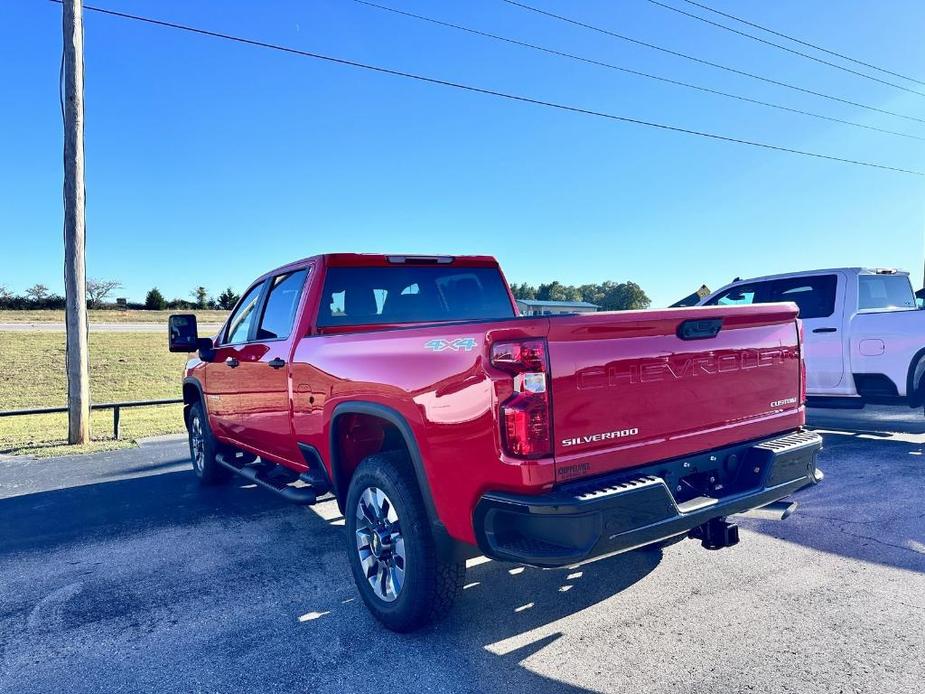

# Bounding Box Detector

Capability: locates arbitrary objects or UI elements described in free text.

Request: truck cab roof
[723,267,909,286]
[273,252,497,271]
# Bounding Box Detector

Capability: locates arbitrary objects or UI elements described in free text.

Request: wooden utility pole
[62,0,90,444]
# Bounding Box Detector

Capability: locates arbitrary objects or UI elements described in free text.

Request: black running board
[215,452,319,505]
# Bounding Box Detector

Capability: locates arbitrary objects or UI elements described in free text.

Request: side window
[256,269,308,340]
[767,275,837,319]
[707,284,760,306]
[858,275,916,310]
[225,282,264,345]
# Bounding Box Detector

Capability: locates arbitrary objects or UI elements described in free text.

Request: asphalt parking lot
[1,407,923,694]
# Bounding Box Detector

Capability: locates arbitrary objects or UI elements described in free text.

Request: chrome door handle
[225,357,240,368]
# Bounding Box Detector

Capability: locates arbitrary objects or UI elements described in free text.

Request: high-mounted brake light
[386,255,454,265]
[492,340,552,458]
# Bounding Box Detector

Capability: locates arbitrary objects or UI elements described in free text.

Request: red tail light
[491,340,552,458]
[490,340,547,373]
[798,321,807,405]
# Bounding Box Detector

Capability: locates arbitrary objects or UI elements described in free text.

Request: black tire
[908,354,925,411]
[917,361,925,417]
[186,400,230,485]
[345,451,465,632]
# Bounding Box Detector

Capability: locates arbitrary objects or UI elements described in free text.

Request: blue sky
[2,0,923,307]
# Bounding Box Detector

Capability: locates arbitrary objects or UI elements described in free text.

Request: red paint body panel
[289,318,553,544]
[185,254,806,548]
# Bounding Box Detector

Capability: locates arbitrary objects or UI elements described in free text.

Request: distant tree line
[0,283,67,310]
[0,280,240,312]
[1,276,650,312]
[143,286,240,311]
[509,280,651,311]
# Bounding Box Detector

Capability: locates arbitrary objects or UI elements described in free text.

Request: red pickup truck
[168,253,823,631]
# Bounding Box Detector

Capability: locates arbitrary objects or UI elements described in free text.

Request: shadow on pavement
[0,469,294,557]
[741,430,925,574]
[0,461,660,692]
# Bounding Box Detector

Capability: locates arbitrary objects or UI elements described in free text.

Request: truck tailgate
[547,303,803,482]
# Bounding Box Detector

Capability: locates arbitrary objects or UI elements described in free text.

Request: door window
[225,283,264,344]
[256,269,308,340]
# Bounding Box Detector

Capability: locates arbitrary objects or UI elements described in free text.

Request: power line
[353,0,922,141]
[52,1,923,176]
[680,0,925,87]
[644,0,925,97]
[501,0,925,125]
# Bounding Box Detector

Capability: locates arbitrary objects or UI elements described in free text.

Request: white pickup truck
[700,268,924,412]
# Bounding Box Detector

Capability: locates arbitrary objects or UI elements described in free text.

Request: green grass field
[0,332,191,457]
[0,309,228,324]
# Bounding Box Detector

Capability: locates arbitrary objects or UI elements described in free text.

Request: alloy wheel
[190,415,205,474]
[355,487,405,602]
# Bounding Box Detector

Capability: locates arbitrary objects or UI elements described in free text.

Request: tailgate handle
[677,318,723,340]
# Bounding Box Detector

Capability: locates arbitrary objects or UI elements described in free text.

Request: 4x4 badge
[425,338,478,352]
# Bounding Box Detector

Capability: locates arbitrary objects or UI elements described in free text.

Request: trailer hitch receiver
[690,517,740,550]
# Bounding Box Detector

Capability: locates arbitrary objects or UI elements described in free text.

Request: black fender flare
[907,348,925,406]
[328,401,475,561]
[181,377,206,426]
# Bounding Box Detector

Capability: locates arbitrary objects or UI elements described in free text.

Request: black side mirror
[169,314,216,360]
[169,314,199,352]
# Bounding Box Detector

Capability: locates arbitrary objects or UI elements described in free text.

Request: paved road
[0,322,223,333]
[0,408,922,693]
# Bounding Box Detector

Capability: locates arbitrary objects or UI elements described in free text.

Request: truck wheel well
[328,403,475,563]
[182,381,203,427]
[331,412,411,506]
[183,382,201,406]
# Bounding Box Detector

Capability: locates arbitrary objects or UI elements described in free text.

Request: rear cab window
[316,265,515,328]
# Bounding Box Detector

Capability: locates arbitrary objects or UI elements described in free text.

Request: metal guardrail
[0,398,183,439]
